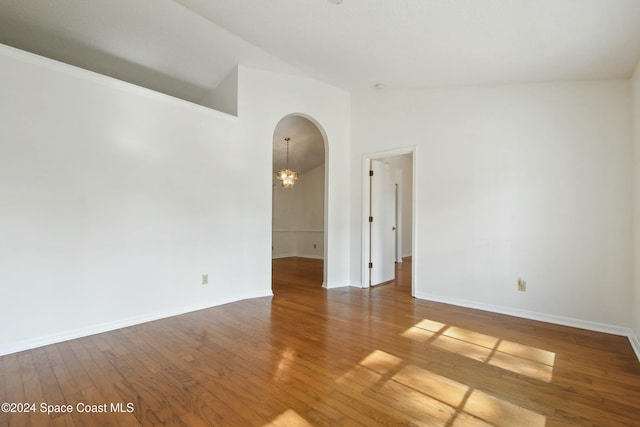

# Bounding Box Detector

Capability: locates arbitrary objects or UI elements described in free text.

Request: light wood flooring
[1,257,639,426]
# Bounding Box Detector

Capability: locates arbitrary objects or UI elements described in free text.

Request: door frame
[362,146,417,295]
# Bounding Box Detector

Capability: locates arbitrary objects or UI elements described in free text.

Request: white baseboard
[415,292,640,363]
[272,254,324,260]
[272,253,296,259]
[0,290,273,357]
[296,254,324,260]
[629,332,640,362]
[323,281,357,289]
[323,281,364,288]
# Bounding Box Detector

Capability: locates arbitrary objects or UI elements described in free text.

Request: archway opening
[271,114,327,292]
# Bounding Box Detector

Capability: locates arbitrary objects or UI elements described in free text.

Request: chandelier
[276,137,298,188]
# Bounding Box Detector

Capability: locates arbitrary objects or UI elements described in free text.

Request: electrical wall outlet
[517,277,526,292]
[313,243,317,249]
[202,274,208,285]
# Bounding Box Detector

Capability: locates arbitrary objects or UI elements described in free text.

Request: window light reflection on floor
[403,319,556,383]
[264,409,314,427]
[392,365,545,426]
[273,347,296,383]
[336,348,546,426]
[359,349,404,374]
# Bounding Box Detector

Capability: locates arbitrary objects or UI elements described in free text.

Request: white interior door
[370,160,396,286]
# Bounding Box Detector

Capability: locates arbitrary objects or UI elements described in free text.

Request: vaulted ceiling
[177,0,640,91]
[2,0,640,173]
[2,0,640,99]
[0,0,302,105]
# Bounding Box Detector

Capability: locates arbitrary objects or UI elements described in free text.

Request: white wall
[273,164,325,259]
[632,62,640,347]
[352,80,633,328]
[0,45,350,355]
[239,66,351,289]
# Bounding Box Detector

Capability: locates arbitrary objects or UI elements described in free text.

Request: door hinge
[369,216,373,223]
[368,262,373,269]
[369,170,374,176]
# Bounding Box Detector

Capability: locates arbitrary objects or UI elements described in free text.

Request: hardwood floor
[2,257,639,426]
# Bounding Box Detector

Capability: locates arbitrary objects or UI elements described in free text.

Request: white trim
[272,253,297,259]
[0,43,238,121]
[0,290,272,357]
[417,292,640,363]
[416,292,631,336]
[323,281,354,289]
[272,253,324,260]
[272,229,324,233]
[361,155,371,289]
[630,332,640,361]
[295,254,324,260]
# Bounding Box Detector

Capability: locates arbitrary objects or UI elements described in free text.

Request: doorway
[363,149,415,294]
[272,114,327,290]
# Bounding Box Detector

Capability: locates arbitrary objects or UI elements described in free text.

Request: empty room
[1,0,640,426]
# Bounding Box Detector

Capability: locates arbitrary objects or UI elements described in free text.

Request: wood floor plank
[16,351,48,427]
[30,346,67,423]
[68,338,142,426]
[3,353,31,427]
[1,257,640,426]
[0,356,7,427]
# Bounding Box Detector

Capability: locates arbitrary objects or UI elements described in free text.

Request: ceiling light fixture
[276,137,298,188]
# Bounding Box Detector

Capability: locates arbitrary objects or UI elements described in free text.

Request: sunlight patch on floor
[401,325,437,342]
[264,409,314,427]
[489,347,554,382]
[464,389,545,427]
[335,350,392,387]
[497,339,556,365]
[273,347,296,383]
[403,319,556,382]
[393,365,469,408]
[390,364,545,426]
[359,349,404,375]
[335,348,547,426]
[336,362,383,387]
[373,377,459,425]
[401,319,446,342]
[432,334,495,363]
[444,326,500,348]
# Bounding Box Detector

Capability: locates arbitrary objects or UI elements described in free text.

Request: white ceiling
[0,0,303,104]
[175,0,640,91]
[1,0,639,97]
[2,0,639,175]
[273,116,325,175]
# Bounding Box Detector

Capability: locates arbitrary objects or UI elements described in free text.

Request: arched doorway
[271,114,327,290]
